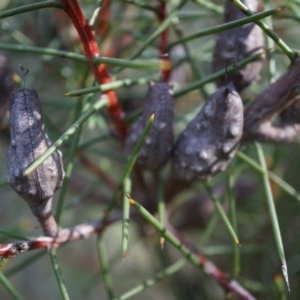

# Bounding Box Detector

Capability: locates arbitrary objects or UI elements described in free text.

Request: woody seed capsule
[212,0,264,92]
[7,88,64,217]
[172,83,243,182]
[126,82,174,171]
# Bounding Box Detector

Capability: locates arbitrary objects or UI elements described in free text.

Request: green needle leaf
[49,248,71,300]
[0,271,24,300]
[255,142,290,292]
[168,7,281,49]
[104,113,155,220]
[203,183,240,246]
[122,178,132,257]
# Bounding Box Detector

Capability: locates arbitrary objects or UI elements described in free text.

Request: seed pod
[172,83,243,182]
[126,82,173,171]
[212,0,264,92]
[244,57,300,142]
[7,88,64,217]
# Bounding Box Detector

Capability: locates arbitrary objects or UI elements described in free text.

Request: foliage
[0,1,300,299]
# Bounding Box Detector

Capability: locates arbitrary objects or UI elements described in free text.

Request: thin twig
[36,212,59,237]
[60,0,127,138]
[0,215,119,258]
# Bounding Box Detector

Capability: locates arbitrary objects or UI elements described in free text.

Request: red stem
[168,225,256,300]
[158,2,171,82]
[97,0,111,38]
[60,0,127,139]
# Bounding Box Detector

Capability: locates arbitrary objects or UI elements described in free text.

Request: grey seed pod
[212,0,264,92]
[172,83,243,182]
[244,57,300,142]
[126,82,173,171]
[7,88,64,216]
